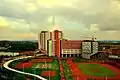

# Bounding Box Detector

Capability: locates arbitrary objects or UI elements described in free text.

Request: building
[54,30,63,40]
[60,40,83,57]
[38,33,41,50]
[98,41,120,51]
[39,31,49,53]
[111,48,120,55]
[55,40,61,57]
[39,29,63,57]
[49,32,52,40]
[47,39,53,56]
[82,42,92,54]
[92,42,99,54]
[81,41,98,59]
[53,30,63,57]
[39,29,100,58]
[97,41,120,56]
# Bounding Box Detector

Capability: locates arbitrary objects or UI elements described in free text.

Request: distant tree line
[0,41,38,52]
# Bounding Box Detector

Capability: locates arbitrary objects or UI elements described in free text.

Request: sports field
[77,63,116,77]
[13,57,120,80]
[31,61,59,70]
[14,58,60,80]
[32,63,52,69]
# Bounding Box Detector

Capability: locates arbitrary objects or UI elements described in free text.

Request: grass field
[24,59,60,80]
[13,58,61,80]
[32,59,59,70]
[32,63,52,69]
[77,63,116,77]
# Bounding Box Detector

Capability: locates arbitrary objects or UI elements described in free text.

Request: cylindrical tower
[53,30,62,57]
[56,40,61,57]
[50,32,52,40]
[54,30,59,40]
[40,31,49,52]
[54,30,63,40]
[38,33,41,50]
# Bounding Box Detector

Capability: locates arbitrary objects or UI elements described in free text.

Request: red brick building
[60,40,83,57]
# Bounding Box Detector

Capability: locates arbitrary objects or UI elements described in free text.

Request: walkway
[58,59,65,80]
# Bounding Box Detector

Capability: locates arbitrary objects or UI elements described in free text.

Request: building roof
[41,31,48,33]
[54,30,62,32]
[97,40,120,43]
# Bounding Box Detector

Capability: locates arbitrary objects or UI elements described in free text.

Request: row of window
[62,51,80,53]
[62,49,81,52]
[62,49,81,54]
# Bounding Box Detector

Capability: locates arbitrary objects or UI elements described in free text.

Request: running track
[66,59,87,80]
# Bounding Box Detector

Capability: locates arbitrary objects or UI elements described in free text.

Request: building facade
[39,31,49,53]
[60,40,83,57]
[53,30,63,57]
[81,41,98,59]
[38,33,40,50]
[47,39,53,56]
[82,42,92,54]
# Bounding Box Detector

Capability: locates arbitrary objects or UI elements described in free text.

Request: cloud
[0,0,120,40]
[15,33,37,39]
[36,0,76,8]
[0,16,9,27]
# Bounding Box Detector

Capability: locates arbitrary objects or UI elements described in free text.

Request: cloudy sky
[0,0,120,40]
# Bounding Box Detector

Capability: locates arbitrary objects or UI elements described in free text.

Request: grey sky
[0,0,120,40]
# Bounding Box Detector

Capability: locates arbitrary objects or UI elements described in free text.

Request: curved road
[3,56,47,80]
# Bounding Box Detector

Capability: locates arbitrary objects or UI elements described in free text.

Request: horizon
[1,39,120,42]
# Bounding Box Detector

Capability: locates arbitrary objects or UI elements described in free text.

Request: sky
[0,0,120,40]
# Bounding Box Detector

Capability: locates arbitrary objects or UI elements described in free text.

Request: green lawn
[77,63,116,77]
[32,59,59,70]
